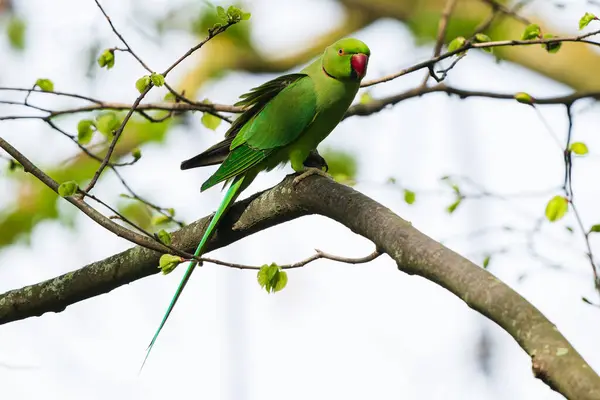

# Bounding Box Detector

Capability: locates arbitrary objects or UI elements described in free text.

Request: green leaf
[77,119,96,144]
[215,5,249,24]
[151,214,170,226]
[360,92,373,104]
[514,92,534,105]
[201,112,222,131]
[448,36,467,53]
[579,12,597,30]
[97,49,115,69]
[35,78,54,92]
[589,224,600,233]
[58,181,78,197]
[257,263,278,291]
[257,263,287,293]
[474,33,493,53]
[474,33,491,43]
[566,226,574,233]
[483,255,491,269]
[135,75,151,93]
[542,34,562,54]
[159,254,184,275]
[227,5,242,22]
[404,189,416,205]
[447,198,462,214]
[150,72,165,87]
[95,112,121,135]
[131,147,142,160]
[216,6,227,21]
[521,24,541,40]
[570,142,589,155]
[164,92,176,102]
[6,16,26,50]
[156,229,172,246]
[273,270,288,292]
[545,195,568,222]
[167,208,175,216]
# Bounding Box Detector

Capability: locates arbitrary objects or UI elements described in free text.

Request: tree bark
[0,175,599,399]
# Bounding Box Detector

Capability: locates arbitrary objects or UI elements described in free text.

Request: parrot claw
[292,167,332,187]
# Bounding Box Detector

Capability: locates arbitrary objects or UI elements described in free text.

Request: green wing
[201,74,317,191]
[181,74,310,171]
[227,73,309,138]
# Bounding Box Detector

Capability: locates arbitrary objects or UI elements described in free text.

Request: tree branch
[0,175,599,399]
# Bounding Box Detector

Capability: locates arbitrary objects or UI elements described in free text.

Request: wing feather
[200,74,317,191]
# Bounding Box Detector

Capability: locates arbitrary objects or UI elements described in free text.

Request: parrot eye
[338,49,344,55]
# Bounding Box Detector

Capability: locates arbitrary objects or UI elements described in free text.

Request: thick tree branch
[0,175,599,399]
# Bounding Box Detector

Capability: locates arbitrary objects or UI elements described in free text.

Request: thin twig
[93,0,153,73]
[0,136,174,255]
[362,29,600,88]
[562,106,599,291]
[423,0,458,84]
[201,249,382,270]
[83,84,153,192]
[84,3,237,193]
[0,86,104,104]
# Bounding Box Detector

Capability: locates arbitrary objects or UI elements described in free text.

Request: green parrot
[143,37,370,365]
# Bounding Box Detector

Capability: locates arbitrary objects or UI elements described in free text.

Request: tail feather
[141,174,251,371]
[180,136,234,170]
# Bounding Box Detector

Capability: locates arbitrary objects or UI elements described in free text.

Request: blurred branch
[0,175,599,399]
[174,0,600,94]
[0,136,173,255]
[479,0,530,25]
[361,29,600,87]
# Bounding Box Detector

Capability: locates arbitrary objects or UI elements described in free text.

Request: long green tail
[141,174,249,370]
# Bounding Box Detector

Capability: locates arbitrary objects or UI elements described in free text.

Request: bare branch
[0,175,599,399]
[201,248,381,270]
[480,0,531,25]
[93,0,153,73]
[423,0,458,83]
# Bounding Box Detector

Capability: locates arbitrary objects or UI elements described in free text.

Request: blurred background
[1,0,600,399]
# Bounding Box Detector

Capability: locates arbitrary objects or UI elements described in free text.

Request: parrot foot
[292,167,332,187]
[302,149,329,172]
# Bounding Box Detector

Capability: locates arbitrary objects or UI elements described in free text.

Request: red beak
[351,53,368,78]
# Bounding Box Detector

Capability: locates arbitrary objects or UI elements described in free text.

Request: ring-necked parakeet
[144,37,370,365]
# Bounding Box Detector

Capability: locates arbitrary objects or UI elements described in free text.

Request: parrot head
[322,38,370,81]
